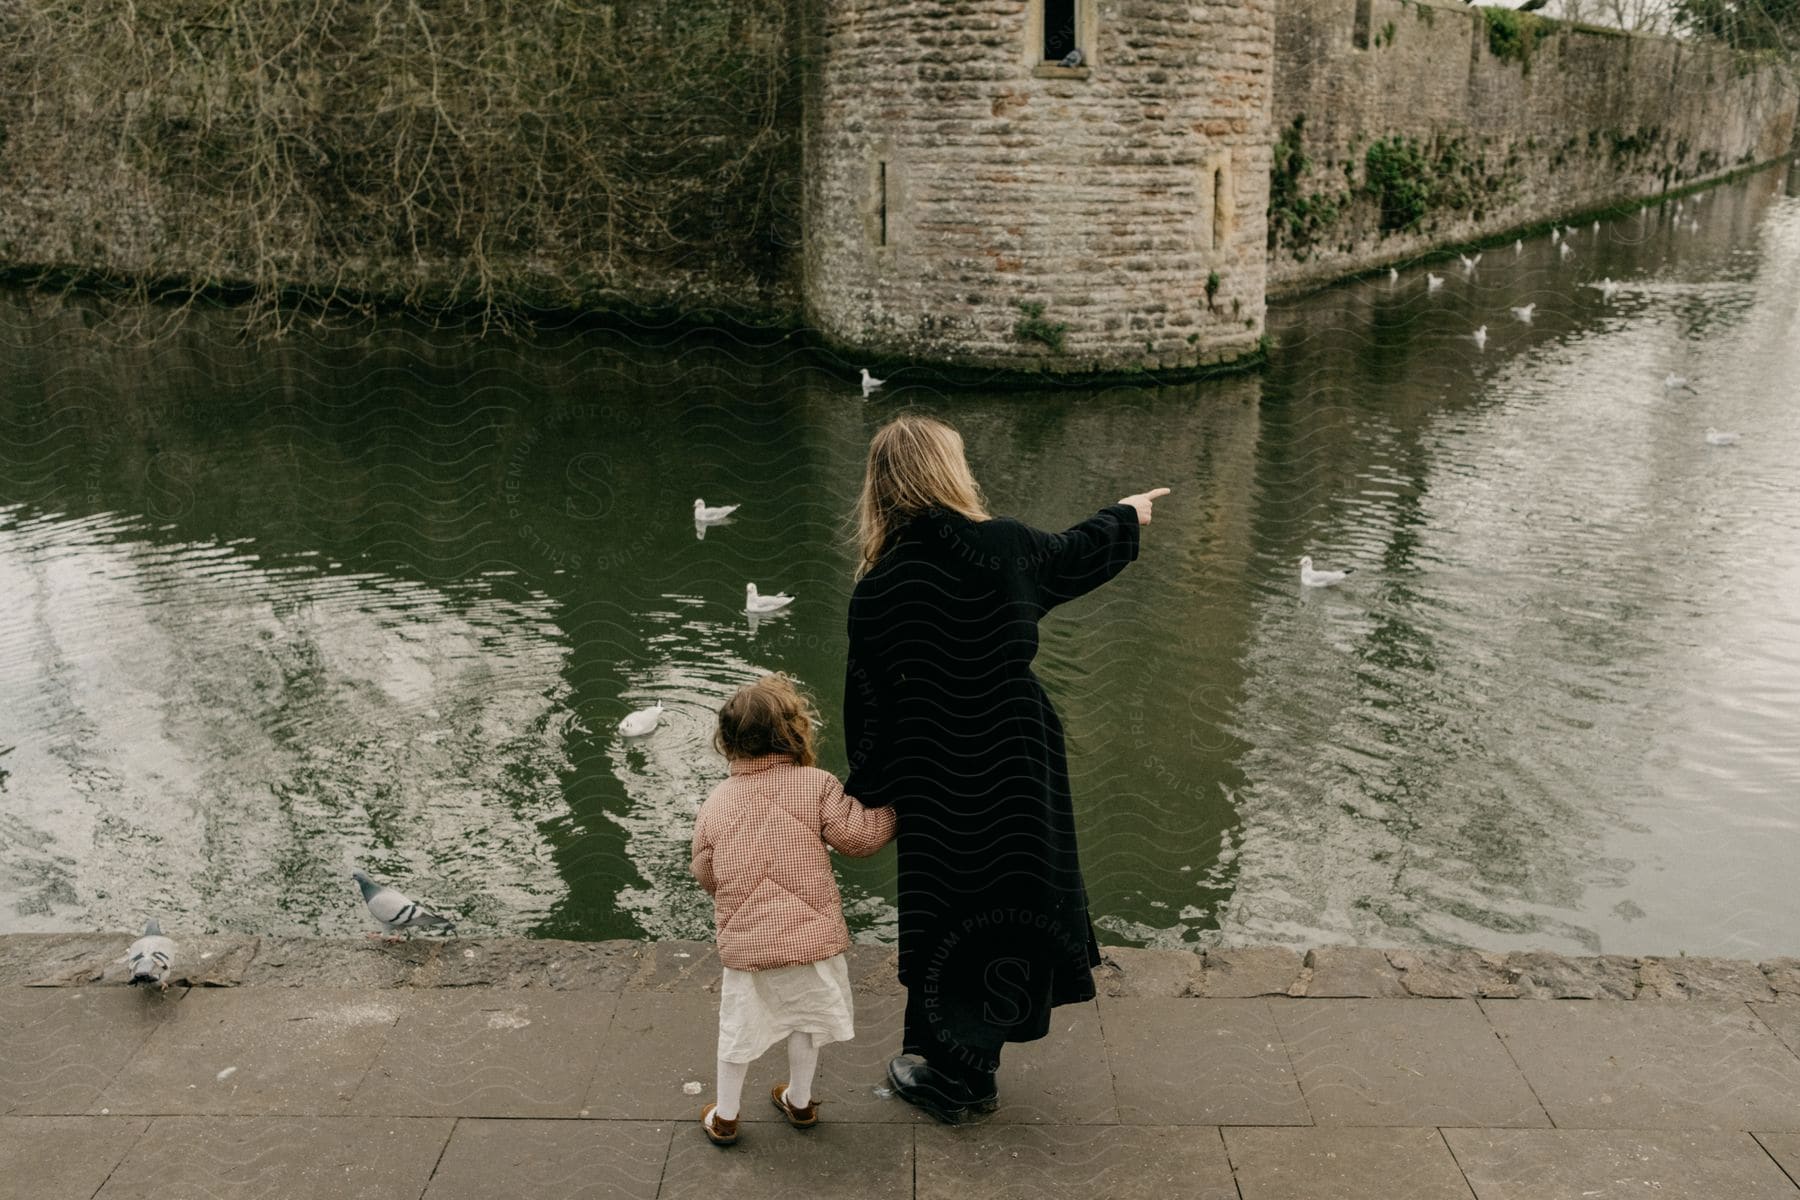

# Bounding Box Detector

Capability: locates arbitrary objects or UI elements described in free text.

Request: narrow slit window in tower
[1044,0,1078,62]
[878,162,888,247]
[1212,168,1227,250]
[1353,0,1373,49]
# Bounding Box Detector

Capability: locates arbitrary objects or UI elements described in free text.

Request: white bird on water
[1472,325,1488,349]
[1551,227,1561,243]
[1426,273,1444,291]
[1665,372,1697,393]
[1458,252,1480,271]
[1300,556,1352,588]
[693,498,739,524]
[1558,242,1574,259]
[746,583,794,614]
[1592,219,1601,233]
[860,368,884,397]
[1387,266,1398,281]
[619,701,664,737]
[1514,239,1523,254]
[1585,277,1619,302]
[353,870,455,942]
[1510,303,1535,323]
[1705,428,1740,446]
[122,918,177,990]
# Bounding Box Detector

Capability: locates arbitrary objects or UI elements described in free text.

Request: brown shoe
[700,1103,739,1146]
[770,1082,820,1128]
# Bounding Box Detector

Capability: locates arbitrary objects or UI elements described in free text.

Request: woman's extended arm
[1019,488,1166,608]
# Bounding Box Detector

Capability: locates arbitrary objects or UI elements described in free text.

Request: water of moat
[3,162,1796,957]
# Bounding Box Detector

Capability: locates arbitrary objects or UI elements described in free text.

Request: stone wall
[1268,0,1799,293]
[802,0,1274,376]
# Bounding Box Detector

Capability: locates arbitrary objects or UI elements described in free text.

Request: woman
[843,412,1166,1123]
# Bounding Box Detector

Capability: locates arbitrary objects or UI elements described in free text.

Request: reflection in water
[0,162,1795,954]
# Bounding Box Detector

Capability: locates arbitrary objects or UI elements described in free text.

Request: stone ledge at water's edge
[5,935,1797,1004]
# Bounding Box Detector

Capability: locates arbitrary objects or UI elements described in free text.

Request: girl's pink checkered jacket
[691,754,896,971]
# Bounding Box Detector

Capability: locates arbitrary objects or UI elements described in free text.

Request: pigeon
[1705,428,1740,446]
[859,368,884,397]
[1510,303,1535,322]
[1514,239,1523,254]
[1059,48,1084,67]
[619,702,663,737]
[1472,325,1488,349]
[1300,556,1352,588]
[122,919,177,990]
[353,870,455,941]
[1664,372,1697,393]
[745,583,794,614]
[693,498,739,524]
[1426,273,1444,291]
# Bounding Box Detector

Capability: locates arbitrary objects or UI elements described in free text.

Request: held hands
[1117,487,1170,526]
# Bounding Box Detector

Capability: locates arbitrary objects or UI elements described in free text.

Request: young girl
[690,673,895,1146]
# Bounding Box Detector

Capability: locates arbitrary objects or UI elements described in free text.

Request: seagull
[1426,273,1444,291]
[1300,556,1352,588]
[1514,239,1523,254]
[353,870,455,941]
[619,702,663,737]
[1585,277,1619,302]
[745,583,795,614]
[1510,303,1535,322]
[1059,48,1084,67]
[1688,219,1700,233]
[1705,428,1740,446]
[1551,228,1561,243]
[859,368,884,397]
[693,498,739,524]
[1472,325,1488,349]
[1387,266,1398,281]
[1664,372,1697,393]
[1458,252,1480,271]
[122,919,177,990]
[1558,242,1573,259]
[1592,220,1600,233]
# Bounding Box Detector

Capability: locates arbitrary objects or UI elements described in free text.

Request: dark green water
[3,161,1797,955]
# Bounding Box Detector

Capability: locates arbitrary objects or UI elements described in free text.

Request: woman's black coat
[843,503,1139,1054]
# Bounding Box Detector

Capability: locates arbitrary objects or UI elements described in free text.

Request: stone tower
[803,0,1274,379]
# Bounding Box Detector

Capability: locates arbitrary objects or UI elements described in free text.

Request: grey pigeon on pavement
[353,870,456,941]
[123,919,177,990]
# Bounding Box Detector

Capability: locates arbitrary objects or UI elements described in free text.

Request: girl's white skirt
[717,952,855,1064]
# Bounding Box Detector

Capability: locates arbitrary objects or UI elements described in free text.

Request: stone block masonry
[1268,0,1798,294]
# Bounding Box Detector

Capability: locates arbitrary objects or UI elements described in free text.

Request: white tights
[715,1031,823,1120]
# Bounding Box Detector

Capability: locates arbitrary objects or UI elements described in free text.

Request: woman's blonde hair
[714,673,819,767]
[856,413,990,577]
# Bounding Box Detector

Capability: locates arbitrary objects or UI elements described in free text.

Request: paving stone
[0,934,122,986]
[1637,956,1778,1002]
[1503,952,1638,999]
[989,1000,1118,1125]
[239,936,439,988]
[1304,948,1409,998]
[1761,959,1800,999]
[788,992,923,1124]
[626,941,721,992]
[0,1116,149,1199]
[419,938,641,990]
[1753,1131,1800,1187]
[1097,947,1202,998]
[1445,1128,1800,1199]
[1483,999,1800,1130]
[1223,1126,1474,1200]
[1752,1002,1800,1057]
[917,1123,1238,1200]
[0,987,183,1114]
[20,935,262,989]
[1386,949,1518,999]
[91,1116,451,1200]
[93,988,401,1115]
[660,1116,912,1199]
[1270,999,1547,1128]
[584,991,733,1121]
[844,942,904,996]
[422,1118,671,1200]
[1200,947,1304,997]
[352,991,615,1117]
[1100,997,1310,1126]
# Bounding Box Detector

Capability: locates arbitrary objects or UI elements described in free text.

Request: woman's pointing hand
[1118,487,1171,526]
